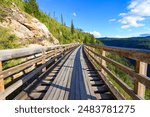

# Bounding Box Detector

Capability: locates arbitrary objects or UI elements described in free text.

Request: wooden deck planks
[43,47,78,100]
[80,47,97,100]
[43,46,98,100]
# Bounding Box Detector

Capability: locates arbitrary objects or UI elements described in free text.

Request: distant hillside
[97,37,150,50]
[139,34,150,37]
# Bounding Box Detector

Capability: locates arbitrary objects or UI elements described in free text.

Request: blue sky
[36,0,150,38]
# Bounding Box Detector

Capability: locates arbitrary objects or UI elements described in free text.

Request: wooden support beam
[92,47,95,57]
[134,61,147,99]
[0,61,5,94]
[54,48,58,61]
[99,49,102,71]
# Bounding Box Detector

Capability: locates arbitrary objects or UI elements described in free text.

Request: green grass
[145,89,150,100]
[0,27,20,49]
[3,58,24,85]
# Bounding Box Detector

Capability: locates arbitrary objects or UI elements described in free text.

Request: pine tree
[24,0,40,18]
[61,14,64,25]
[64,22,66,26]
[71,20,74,34]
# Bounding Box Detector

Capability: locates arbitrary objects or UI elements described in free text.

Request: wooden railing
[84,44,150,100]
[0,43,79,99]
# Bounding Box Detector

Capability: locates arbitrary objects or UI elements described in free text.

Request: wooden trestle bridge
[0,43,150,100]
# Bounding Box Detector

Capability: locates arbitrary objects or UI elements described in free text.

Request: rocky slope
[0,3,59,47]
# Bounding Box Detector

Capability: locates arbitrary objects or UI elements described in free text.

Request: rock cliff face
[0,3,59,46]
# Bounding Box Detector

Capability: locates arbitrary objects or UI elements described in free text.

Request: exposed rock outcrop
[0,3,59,46]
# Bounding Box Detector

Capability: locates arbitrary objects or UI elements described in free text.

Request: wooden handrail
[0,43,79,99]
[0,43,79,61]
[85,46,150,88]
[84,44,150,99]
[87,44,150,64]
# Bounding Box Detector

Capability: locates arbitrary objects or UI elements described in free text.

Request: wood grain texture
[0,61,5,93]
[134,61,147,99]
[87,44,150,64]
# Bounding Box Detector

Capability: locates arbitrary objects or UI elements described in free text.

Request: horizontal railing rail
[87,44,150,63]
[0,43,79,99]
[0,43,79,61]
[84,44,150,100]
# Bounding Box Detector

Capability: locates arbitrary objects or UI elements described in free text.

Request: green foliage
[0,0,25,10]
[24,0,40,17]
[106,53,134,99]
[145,89,150,100]
[107,53,134,87]
[61,14,64,25]
[0,9,6,22]
[0,27,20,49]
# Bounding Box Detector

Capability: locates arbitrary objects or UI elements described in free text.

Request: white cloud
[90,31,102,38]
[119,15,145,29]
[119,0,150,29]
[128,0,150,16]
[109,19,116,22]
[72,12,77,17]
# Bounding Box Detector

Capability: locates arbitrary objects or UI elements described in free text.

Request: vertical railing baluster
[42,49,46,72]
[101,50,107,76]
[0,61,5,95]
[98,48,102,71]
[134,60,147,99]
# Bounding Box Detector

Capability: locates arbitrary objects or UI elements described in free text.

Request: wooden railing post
[54,47,58,61]
[0,61,5,94]
[90,47,93,56]
[63,46,66,55]
[99,49,102,71]
[42,49,46,72]
[101,50,107,76]
[134,61,147,99]
[92,47,95,58]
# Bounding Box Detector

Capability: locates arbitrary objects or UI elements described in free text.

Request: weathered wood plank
[54,47,79,100]
[80,47,97,100]
[0,56,43,80]
[0,61,5,94]
[134,61,147,99]
[43,47,78,100]
[52,61,71,100]
[0,43,79,61]
[58,53,74,100]
[60,48,78,100]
